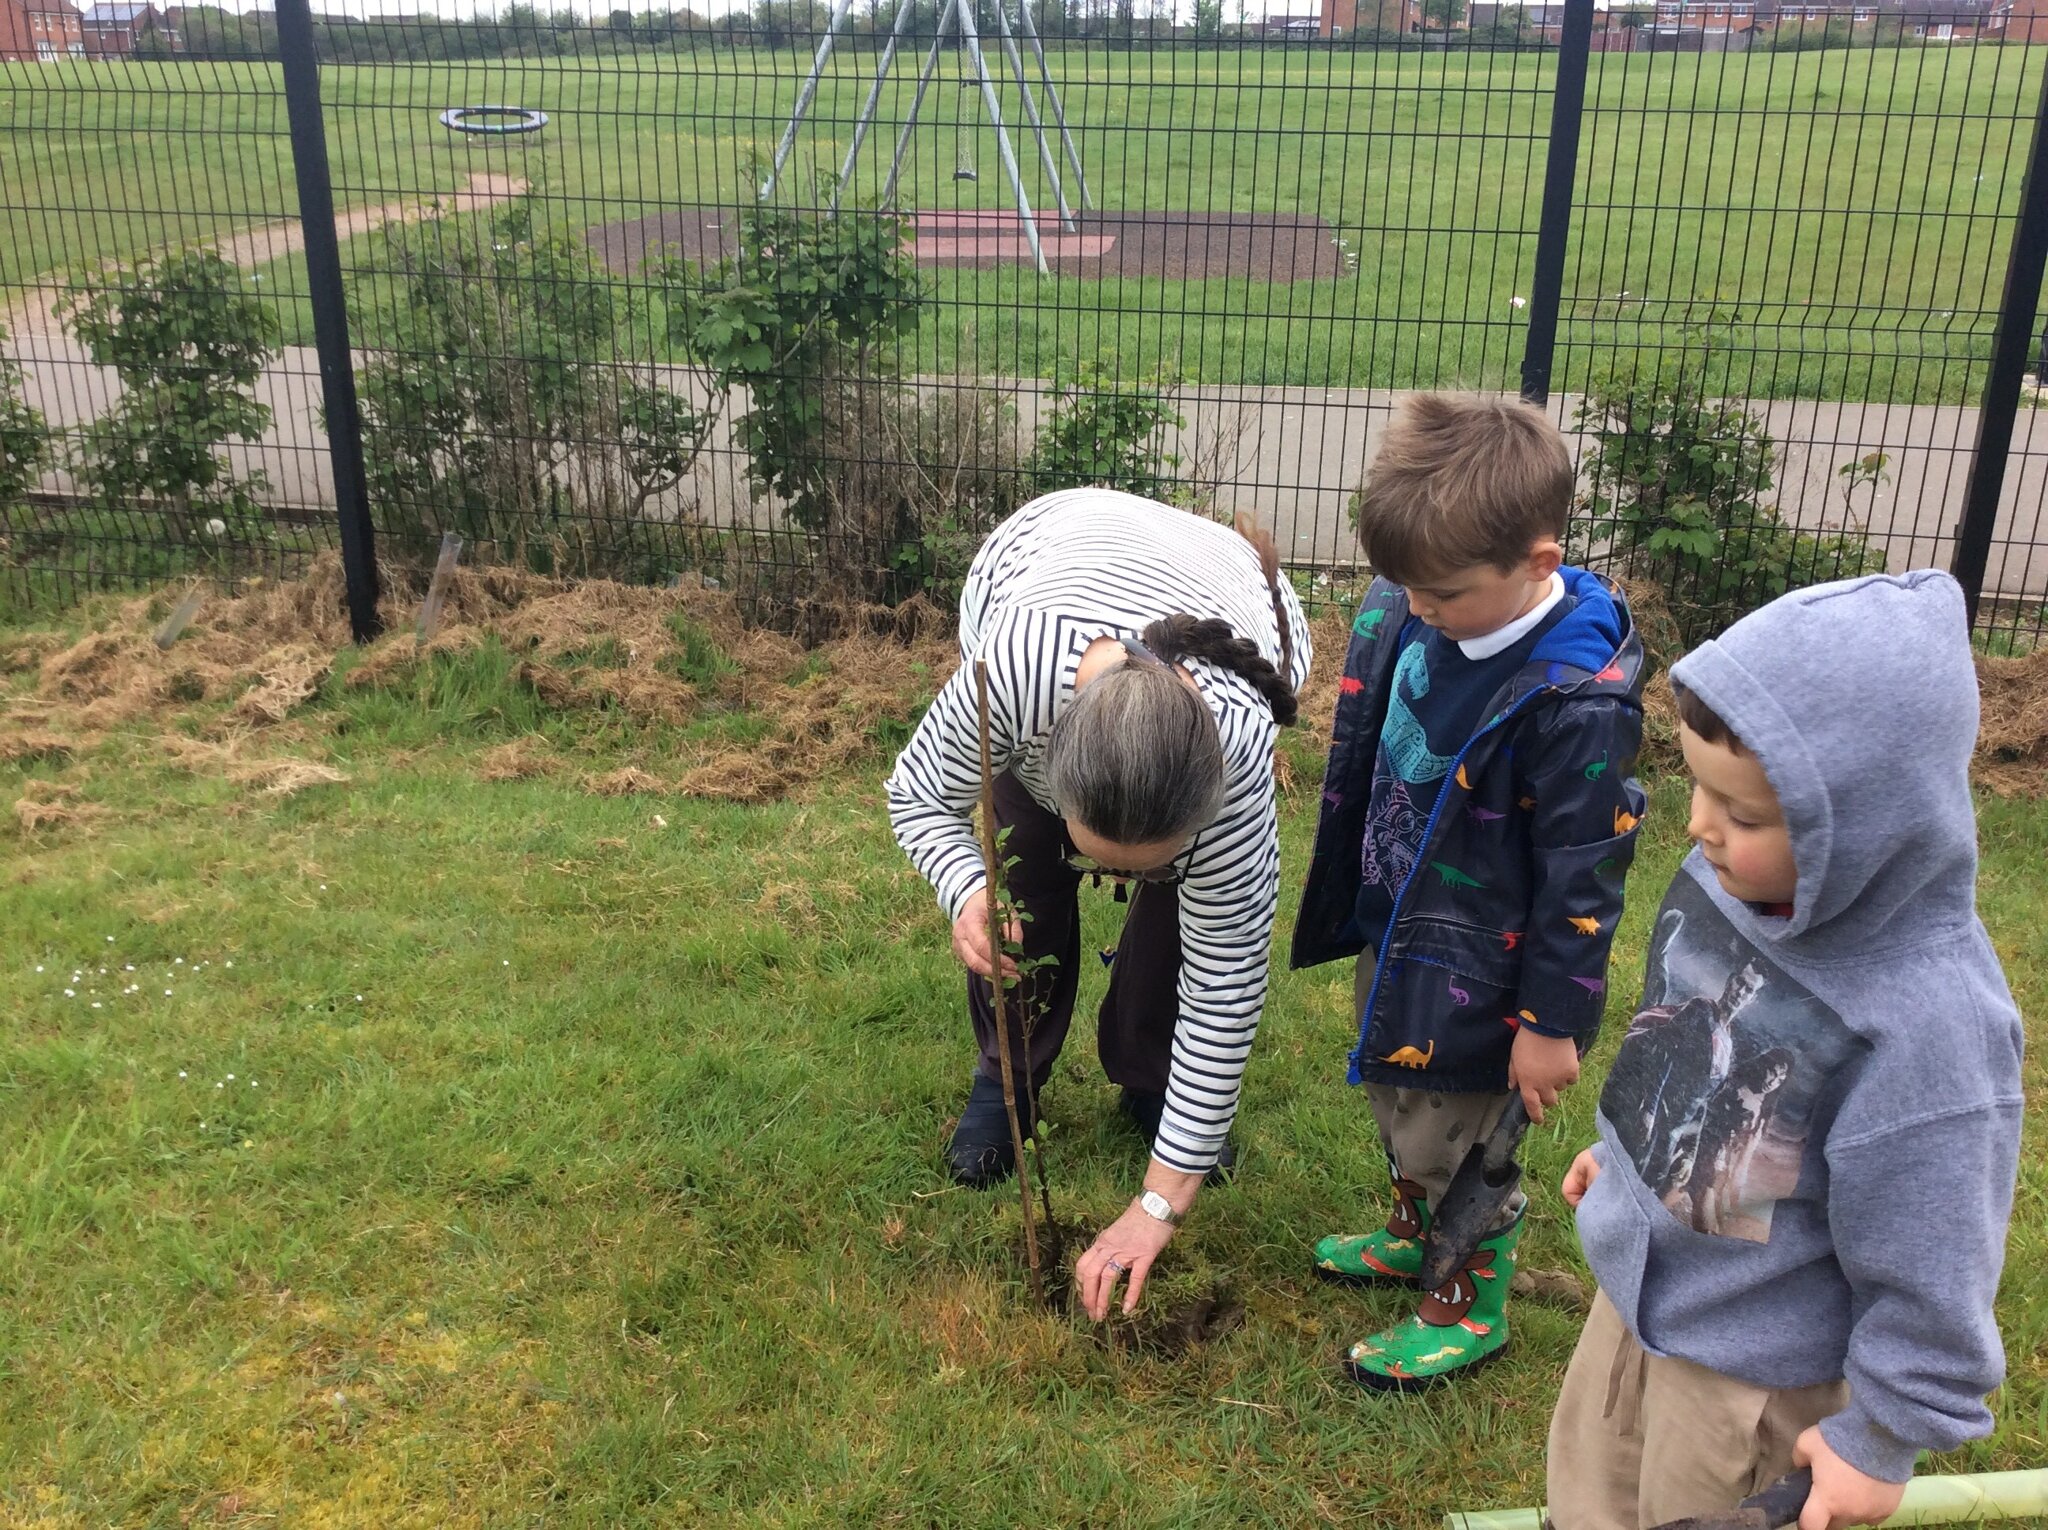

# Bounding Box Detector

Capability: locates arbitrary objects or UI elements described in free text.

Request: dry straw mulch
[4,561,2043,815]
[5,556,960,808]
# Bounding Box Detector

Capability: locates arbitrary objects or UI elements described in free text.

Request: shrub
[1027,364,1185,501]
[62,250,279,534]
[357,202,709,577]
[0,324,47,512]
[1571,349,1886,645]
[666,197,925,536]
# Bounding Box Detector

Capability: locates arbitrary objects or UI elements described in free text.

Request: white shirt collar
[1454,573,1565,661]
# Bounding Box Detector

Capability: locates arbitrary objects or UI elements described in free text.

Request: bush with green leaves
[1571,349,1886,645]
[1027,365,1185,501]
[357,203,708,577]
[0,325,47,512]
[667,198,925,536]
[62,250,278,530]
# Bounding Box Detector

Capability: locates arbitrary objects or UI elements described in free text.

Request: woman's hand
[1074,1166,1202,1320]
[951,887,1021,981]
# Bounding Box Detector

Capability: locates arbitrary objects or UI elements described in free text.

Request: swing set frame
[756,0,1093,275]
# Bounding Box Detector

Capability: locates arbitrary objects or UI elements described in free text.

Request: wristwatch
[1137,1189,1181,1226]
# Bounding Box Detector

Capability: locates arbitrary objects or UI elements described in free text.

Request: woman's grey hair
[1045,665,1226,848]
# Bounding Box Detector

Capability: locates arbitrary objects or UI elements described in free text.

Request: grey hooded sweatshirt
[1575,570,2025,1484]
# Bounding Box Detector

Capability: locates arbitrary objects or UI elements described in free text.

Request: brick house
[0,0,84,59]
[1987,0,2048,40]
[1885,0,1992,36]
[1762,0,1988,35]
[1469,0,1646,43]
[80,0,176,54]
[1318,0,1424,36]
[1642,0,1762,45]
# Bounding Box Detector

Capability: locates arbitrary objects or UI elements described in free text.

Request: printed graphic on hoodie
[1602,873,1861,1242]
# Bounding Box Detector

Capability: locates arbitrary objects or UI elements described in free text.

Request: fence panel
[1551,15,2048,646]
[3,10,2046,646]
[0,23,336,612]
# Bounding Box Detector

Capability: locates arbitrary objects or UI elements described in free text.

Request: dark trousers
[968,771,1183,1106]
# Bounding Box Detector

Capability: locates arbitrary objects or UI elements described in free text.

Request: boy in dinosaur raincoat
[1291,394,1647,1389]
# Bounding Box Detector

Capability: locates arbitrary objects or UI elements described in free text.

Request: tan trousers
[1545,1291,1849,1530]
[1364,1083,1525,1227]
[1358,954,1524,1226]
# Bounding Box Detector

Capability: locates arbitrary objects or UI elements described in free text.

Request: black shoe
[1118,1088,1238,1185]
[948,1073,1018,1188]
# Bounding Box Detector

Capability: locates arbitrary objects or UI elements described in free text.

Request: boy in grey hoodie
[1545,572,2024,1530]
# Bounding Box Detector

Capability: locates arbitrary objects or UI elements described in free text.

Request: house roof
[81,1,153,20]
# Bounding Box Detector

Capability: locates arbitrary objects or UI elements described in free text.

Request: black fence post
[276,0,381,643]
[1954,53,2048,630]
[1520,0,1596,407]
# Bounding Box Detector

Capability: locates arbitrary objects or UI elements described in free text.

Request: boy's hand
[1561,1147,1601,1206]
[1507,1027,1580,1123]
[1792,1426,1907,1530]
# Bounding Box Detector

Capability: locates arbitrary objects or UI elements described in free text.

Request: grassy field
[1,608,2043,1525]
[3,44,2045,400]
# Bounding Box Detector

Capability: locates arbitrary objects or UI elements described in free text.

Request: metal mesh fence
[2,6,2045,647]
[0,38,336,606]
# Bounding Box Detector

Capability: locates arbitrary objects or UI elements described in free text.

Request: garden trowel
[1416,1096,1530,1291]
[1645,1469,1812,1530]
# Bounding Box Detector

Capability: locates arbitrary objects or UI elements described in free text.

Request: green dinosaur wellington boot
[1313,1177,1430,1285]
[1342,1213,1521,1392]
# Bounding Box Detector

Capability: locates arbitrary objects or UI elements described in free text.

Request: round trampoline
[439,105,548,136]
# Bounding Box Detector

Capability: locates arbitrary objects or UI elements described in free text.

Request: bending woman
[885,488,1312,1320]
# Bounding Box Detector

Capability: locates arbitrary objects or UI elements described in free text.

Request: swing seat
[954,168,979,181]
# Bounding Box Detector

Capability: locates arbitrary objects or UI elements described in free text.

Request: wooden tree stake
[974,658,1044,1307]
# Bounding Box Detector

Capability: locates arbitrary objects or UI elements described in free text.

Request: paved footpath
[8,250,2044,602]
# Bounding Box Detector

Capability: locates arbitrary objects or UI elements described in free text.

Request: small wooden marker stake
[416,532,464,645]
[153,586,205,650]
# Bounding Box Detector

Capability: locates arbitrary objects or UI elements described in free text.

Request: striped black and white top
[885,489,1314,1173]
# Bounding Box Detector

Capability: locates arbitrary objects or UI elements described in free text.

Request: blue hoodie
[1576,571,2025,1484]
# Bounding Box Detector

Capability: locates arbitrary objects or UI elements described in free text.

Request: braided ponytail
[1234,512,1297,701]
[1143,612,1300,728]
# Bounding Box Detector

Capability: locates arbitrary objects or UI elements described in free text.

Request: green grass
[659,611,741,689]
[5,46,2045,400]
[1,639,2043,1524]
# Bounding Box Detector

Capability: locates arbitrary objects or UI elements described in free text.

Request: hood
[1532,566,1635,678]
[1493,567,1643,711]
[1669,571,1980,950]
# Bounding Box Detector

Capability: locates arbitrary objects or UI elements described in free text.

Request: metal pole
[957,0,1050,274]
[1954,53,2048,626]
[275,0,379,644]
[831,0,921,215]
[1017,0,1091,210]
[881,1,955,208]
[1518,0,1595,406]
[759,0,858,203]
[991,0,1074,232]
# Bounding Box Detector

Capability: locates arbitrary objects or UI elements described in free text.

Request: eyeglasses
[1064,832,1202,897]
